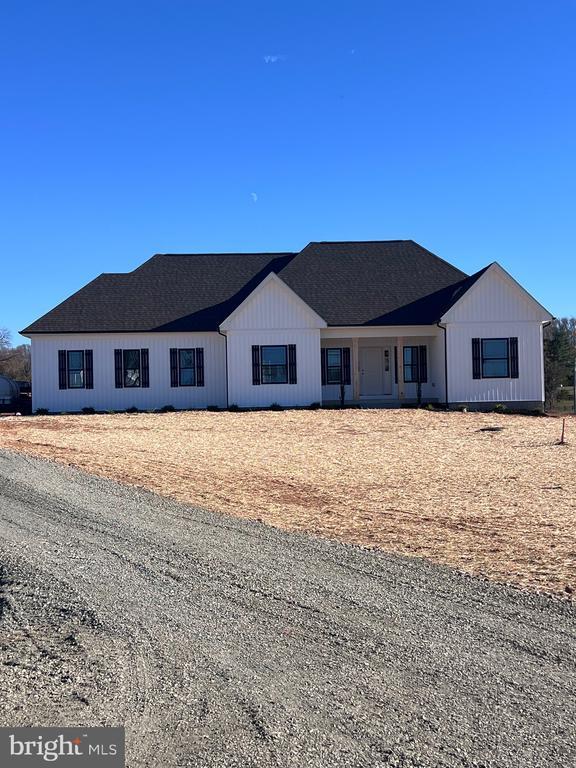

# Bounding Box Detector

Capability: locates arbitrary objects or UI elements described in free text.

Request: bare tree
[0,327,11,348]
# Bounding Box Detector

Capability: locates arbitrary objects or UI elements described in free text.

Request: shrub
[308,402,321,410]
[269,402,284,411]
[228,403,241,412]
[206,405,220,412]
[35,407,49,416]
[493,403,508,413]
[159,404,176,413]
[81,406,96,415]
[125,405,140,414]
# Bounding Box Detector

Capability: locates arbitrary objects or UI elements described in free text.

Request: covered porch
[320,325,446,406]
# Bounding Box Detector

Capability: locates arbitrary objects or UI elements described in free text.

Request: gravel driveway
[0,449,574,768]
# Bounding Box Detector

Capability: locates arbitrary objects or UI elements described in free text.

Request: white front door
[359,346,392,396]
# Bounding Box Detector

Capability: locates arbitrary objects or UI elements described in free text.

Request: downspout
[217,329,229,409]
[541,320,552,410]
[436,322,449,409]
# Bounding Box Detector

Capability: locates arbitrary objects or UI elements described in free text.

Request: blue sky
[2,1,575,342]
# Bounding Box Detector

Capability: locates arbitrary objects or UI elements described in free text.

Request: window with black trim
[481,338,509,378]
[123,349,141,388]
[67,351,85,388]
[326,348,343,384]
[403,345,427,384]
[261,345,288,384]
[178,349,196,386]
[403,346,419,383]
[59,349,93,390]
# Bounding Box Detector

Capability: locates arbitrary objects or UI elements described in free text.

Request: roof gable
[220,273,327,330]
[440,262,553,323]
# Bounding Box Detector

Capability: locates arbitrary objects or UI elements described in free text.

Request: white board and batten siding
[30,332,227,412]
[220,273,326,407]
[441,264,553,404]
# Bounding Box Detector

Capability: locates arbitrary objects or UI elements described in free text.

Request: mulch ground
[1,409,574,597]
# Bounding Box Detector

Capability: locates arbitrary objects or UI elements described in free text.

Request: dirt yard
[1,409,574,597]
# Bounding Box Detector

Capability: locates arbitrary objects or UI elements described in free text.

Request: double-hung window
[472,337,518,379]
[481,339,509,378]
[252,345,297,385]
[327,349,342,384]
[114,348,149,388]
[123,349,141,387]
[58,349,93,390]
[170,348,204,387]
[403,346,427,383]
[67,351,85,388]
[261,345,288,384]
[179,349,196,386]
[321,348,352,385]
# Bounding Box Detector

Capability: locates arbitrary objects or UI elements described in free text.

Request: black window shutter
[170,348,179,387]
[114,349,123,388]
[141,349,149,388]
[252,346,261,385]
[321,348,327,385]
[472,338,481,379]
[85,350,94,389]
[342,348,351,385]
[394,346,398,384]
[419,346,428,383]
[288,344,297,384]
[196,348,204,387]
[509,337,519,378]
[58,350,67,390]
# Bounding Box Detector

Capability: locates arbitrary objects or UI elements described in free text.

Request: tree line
[0,328,31,382]
[544,318,576,408]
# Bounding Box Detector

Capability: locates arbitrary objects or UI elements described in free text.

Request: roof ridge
[311,239,410,244]
[150,251,296,257]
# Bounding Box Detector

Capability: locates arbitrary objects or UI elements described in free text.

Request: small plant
[81,406,96,415]
[206,405,220,412]
[228,403,241,412]
[425,403,435,411]
[308,402,321,410]
[159,404,176,413]
[35,407,49,416]
[125,405,140,414]
[269,402,284,411]
[493,403,507,413]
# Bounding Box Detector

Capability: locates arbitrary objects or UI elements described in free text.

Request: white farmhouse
[21,241,552,412]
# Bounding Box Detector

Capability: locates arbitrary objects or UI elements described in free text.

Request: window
[178,349,196,386]
[482,338,509,378]
[321,348,351,386]
[123,349,141,387]
[58,349,93,390]
[67,351,85,388]
[403,345,427,384]
[261,345,288,384]
[472,337,518,379]
[403,346,418,383]
[327,349,342,384]
[114,348,149,388]
[170,348,204,387]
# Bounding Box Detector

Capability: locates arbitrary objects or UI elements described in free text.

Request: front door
[359,346,392,396]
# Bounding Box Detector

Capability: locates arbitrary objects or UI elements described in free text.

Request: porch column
[352,337,360,400]
[397,337,404,400]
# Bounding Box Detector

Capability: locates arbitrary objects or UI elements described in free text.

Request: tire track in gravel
[1,448,576,768]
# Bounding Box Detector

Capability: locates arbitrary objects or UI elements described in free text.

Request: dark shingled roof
[21,241,484,334]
